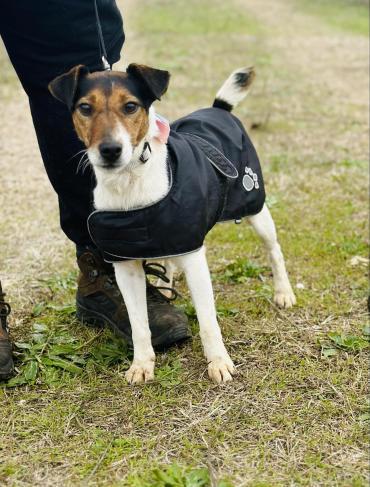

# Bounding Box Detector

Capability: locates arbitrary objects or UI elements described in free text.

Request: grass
[294,0,369,36]
[0,0,369,485]
[133,0,261,36]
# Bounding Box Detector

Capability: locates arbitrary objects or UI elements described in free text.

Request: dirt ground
[0,0,368,485]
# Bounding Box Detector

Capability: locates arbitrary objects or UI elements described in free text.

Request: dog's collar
[139,141,152,163]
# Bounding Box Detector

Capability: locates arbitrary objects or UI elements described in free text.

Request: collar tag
[140,142,152,163]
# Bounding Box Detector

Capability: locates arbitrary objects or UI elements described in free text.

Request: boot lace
[143,262,180,302]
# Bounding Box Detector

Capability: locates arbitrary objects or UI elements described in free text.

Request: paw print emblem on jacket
[242,166,259,192]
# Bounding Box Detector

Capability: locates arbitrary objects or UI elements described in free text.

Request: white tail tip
[214,66,255,111]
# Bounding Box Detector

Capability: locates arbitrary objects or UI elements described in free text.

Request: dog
[49,63,296,384]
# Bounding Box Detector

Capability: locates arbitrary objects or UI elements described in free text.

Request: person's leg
[0,1,120,375]
[1,2,124,249]
[0,1,190,350]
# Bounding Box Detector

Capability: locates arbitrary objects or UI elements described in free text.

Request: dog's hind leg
[114,260,155,383]
[247,204,296,308]
[175,247,235,383]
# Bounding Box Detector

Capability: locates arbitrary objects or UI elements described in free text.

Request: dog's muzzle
[99,141,122,165]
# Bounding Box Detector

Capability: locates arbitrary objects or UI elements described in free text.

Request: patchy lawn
[0,0,368,485]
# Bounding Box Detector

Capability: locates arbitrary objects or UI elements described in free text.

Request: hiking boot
[76,250,191,349]
[0,281,14,380]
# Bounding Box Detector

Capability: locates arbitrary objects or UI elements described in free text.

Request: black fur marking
[74,72,156,111]
[234,72,250,87]
[126,64,170,103]
[49,65,89,109]
[76,75,114,100]
[213,98,233,112]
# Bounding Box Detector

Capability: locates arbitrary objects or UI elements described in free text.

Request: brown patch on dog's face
[72,74,149,150]
[49,65,170,169]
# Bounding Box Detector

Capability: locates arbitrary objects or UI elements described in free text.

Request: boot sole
[0,338,14,381]
[0,359,15,381]
[76,303,191,350]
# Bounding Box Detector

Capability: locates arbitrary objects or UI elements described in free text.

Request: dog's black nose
[99,142,122,163]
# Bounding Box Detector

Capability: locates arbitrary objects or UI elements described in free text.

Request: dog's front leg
[175,247,235,383]
[114,260,155,383]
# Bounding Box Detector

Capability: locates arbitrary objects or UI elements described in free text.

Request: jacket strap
[182,133,239,179]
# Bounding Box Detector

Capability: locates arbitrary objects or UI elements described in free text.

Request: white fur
[93,138,169,211]
[174,248,235,383]
[114,259,155,383]
[215,67,254,108]
[92,109,169,211]
[91,70,296,385]
[248,205,296,308]
[88,124,133,171]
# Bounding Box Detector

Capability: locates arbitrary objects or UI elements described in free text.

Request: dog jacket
[88,107,265,262]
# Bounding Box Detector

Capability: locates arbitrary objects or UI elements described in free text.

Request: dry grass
[0,0,368,485]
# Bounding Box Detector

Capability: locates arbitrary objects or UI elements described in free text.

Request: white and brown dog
[49,64,296,384]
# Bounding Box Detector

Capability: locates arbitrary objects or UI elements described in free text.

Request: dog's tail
[213,66,255,112]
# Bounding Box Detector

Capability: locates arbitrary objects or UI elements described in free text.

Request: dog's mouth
[87,146,132,172]
[98,162,122,170]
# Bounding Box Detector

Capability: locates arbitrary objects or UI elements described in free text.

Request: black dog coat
[88,107,265,262]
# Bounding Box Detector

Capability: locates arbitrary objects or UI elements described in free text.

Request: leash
[92,1,170,163]
[94,0,111,71]
[93,0,150,163]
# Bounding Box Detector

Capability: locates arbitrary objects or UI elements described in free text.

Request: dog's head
[48,64,170,171]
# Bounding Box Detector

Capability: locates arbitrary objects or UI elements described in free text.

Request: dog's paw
[208,356,236,384]
[125,359,155,384]
[274,288,296,308]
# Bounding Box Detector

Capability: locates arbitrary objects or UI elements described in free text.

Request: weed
[156,358,183,387]
[3,319,128,388]
[42,271,78,294]
[216,304,239,318]
[321,330,370,357]
[220,259,269,283]
[126,464,213,487]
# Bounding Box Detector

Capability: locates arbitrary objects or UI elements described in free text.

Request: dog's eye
[123,102,139,115]
[78,103,93,116]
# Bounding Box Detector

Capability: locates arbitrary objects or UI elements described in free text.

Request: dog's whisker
[69,148,88,164]
[77,158,89,175]
[76,154,90,174]
[80,157,91,175]
[76,154,86,174]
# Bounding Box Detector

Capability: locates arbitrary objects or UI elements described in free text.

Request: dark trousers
[0,1,125,250]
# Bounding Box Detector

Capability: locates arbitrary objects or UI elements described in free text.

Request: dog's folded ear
[48,65,89,109]
[126,64,170,104]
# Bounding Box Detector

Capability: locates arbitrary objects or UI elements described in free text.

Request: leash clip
[102,55,111,71]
